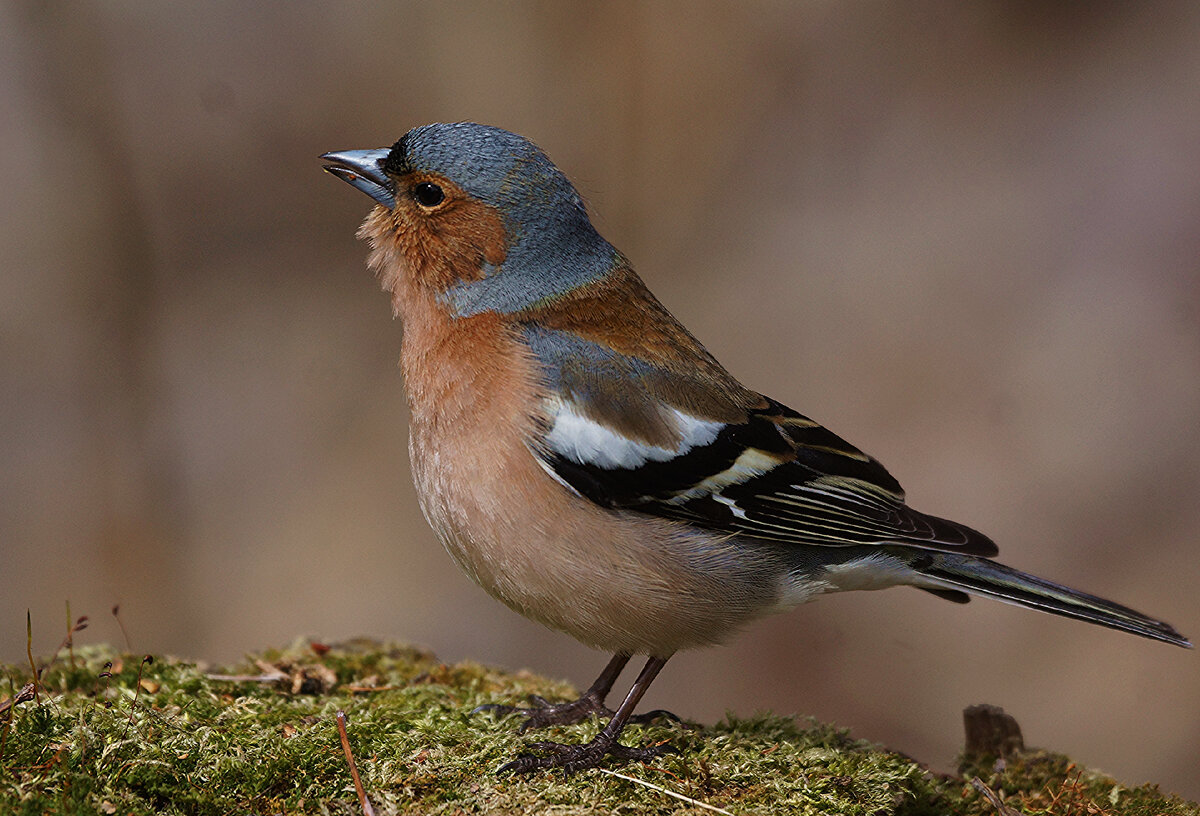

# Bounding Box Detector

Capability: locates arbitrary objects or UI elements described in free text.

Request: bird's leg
[474,653,680,733]
[474,652,630,732]
[499,656,676,773]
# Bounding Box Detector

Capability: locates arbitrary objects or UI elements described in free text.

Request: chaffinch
[321,122,1189,773]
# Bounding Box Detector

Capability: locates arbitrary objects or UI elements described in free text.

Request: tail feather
[915,553,1191,648]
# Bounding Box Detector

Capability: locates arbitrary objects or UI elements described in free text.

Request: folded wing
[525,326,997,558]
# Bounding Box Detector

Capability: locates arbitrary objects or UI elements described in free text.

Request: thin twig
[46,613,89,675]
[66,601,76,670]
[26,611,42,704]
[0,683,36,765]
[336,710,375,816]
[0,684,36,718]
[598,768,733,815]
[112,605,132,652]
[96,662,114,710]
[971,776,1021,816]
[120,656,154,741]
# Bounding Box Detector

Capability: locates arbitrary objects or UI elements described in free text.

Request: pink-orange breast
[391,288,787,656]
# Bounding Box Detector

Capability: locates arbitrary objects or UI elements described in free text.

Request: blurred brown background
[2,0,1198,797]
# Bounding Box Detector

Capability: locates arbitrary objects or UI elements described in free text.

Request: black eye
[413,182,445,207]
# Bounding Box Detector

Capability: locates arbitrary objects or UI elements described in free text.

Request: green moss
[0,640,1195,815]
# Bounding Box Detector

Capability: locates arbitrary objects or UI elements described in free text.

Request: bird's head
[323,123,620,314]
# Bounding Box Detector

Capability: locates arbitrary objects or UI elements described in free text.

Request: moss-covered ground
[1,638,1195,815]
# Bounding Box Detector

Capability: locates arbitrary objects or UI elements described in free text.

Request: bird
[321,122,1190,773]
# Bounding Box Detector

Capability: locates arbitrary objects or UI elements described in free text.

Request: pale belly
[407,417,791,657]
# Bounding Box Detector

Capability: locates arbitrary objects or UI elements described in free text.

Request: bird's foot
[473,692,608,733]
[474,693,679,733]
[498,732,676,774]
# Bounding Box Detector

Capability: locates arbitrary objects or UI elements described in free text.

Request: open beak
[321,148,396,207]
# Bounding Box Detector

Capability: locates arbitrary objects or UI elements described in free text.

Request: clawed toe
[626,707,682,726]
[476,698,682,733]
[470,702,517,716]
[474,692,611,732]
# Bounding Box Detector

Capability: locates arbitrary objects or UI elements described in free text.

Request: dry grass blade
[598,768,733,815]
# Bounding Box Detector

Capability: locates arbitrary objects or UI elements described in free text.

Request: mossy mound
[1,640,1195,815]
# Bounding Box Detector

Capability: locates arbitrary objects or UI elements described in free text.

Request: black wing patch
[539,397,998,558]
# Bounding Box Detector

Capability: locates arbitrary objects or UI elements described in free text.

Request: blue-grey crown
[386,123,620,315]
[388,123,579,212]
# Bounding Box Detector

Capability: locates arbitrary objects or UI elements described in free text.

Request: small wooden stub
[963,703,1025,759]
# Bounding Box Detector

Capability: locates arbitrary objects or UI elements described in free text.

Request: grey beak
[321,148,396,207]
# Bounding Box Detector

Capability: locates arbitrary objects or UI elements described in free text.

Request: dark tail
[915,553,1191,648]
